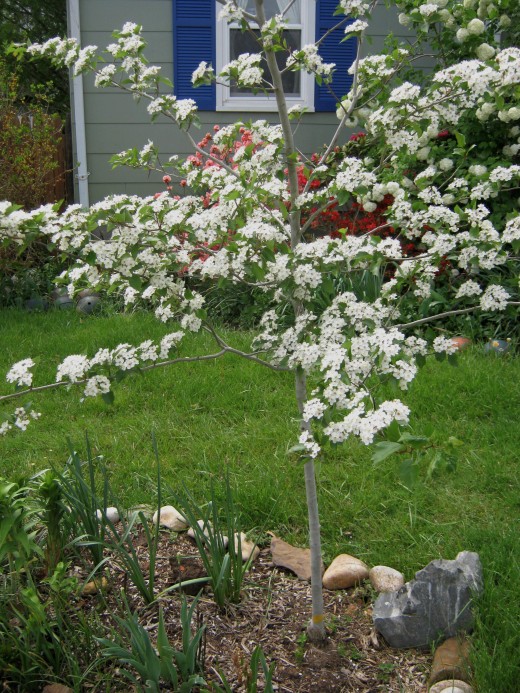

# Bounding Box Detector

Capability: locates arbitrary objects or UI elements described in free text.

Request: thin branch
[396,302,520,330]
[203,323,290,371]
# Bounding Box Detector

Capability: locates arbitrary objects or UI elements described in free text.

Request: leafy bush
[0,61,68,307]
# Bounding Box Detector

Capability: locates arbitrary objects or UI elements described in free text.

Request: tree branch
[396,302,520,330]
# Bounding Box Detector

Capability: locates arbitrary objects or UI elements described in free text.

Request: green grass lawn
[1,308,519,691]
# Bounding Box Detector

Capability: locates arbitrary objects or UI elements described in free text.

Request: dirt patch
[75,528,431,692]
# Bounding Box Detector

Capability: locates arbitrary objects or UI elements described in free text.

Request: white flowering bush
[1,0,519,639]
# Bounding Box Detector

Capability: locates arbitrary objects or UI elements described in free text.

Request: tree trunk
[295,366,326,642]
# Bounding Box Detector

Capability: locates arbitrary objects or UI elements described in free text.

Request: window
[173,0,356,113]
[215,0,316,112]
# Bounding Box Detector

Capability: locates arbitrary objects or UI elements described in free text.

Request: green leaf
[398,433,429,448]
[399,459,419,487]
[448,353,458,367]
[454,131,466,148]
[101,391,115,405]
[128,275,142,291]
[384,420,402,443]
[287,444,307,454]
[372,441,404,464]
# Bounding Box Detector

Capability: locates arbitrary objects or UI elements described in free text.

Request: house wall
[74,0,417,204]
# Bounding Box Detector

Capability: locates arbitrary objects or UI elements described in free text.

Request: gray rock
[373,551,483,649]
[77,295,101,314]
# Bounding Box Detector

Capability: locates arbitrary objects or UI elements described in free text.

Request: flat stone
[429,680,474,693]
[234,532,260,562]
[369,565,405,593]
[270,536,314,581]
[152,505,188,531]
[429,637,471,686]
[323,554,369,590]
[82,576,109,595]
[42,685,74,693]
[373,551,483,649]
[95,506,119,523]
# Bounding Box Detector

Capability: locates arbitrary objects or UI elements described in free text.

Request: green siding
[76,0,412,203]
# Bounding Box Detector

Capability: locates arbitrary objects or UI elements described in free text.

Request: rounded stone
[25,296,49,311]
[450,337,471,351]
[96,506,119,523]
[152,505,188,531]
[50,287,70,300]
[369,565,405,593]
[54,294,74,310]
[429,637,471,686]
[323,554,369,590]
[187,519,228,548]
[484,339,510,354]
[429,680,473,693]
[77,288,100,300]
[234,531,260,562]
[77,295,101,314]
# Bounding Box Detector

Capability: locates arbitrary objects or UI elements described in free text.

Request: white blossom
[6,359,35,388]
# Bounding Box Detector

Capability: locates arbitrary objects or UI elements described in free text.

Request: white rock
[152,505,188,531]
[369,565,405,593]
[187,519,228,548]
[429,681,473,693]
[323,554,369,590]
[96,507,119,523]
[234,532,260,563]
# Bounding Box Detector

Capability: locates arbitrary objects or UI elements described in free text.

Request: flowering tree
[1,0,519,640]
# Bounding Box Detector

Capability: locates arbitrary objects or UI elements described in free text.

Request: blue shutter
[315,0,357,112]
[173,0,216,110]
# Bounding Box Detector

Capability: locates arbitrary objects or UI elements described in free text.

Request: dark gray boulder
[373,551,483,649]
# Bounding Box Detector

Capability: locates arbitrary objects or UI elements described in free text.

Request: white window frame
[215,1,316,112]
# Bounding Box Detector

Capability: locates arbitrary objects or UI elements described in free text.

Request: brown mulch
[76,527,432,692]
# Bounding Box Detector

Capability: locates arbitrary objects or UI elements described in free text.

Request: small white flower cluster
[480,285,510,312]
[83,375,111,398]
[73,45,98,75]
[218,1,246,22]
[0,407,41,436]
[456,280,482,298]
[94,64,117,87]
[503,217,520,243]
[339,0,371,17]
[432,336,458,355]
[221,53,264,87]
[56,355,90,383]
[324,400,411,446]
[107,22,145,57]
[345,19,369,34]
[6,359,35,388]
[192,61,215,85]
[287,44,335,79]
[27,37,80,65]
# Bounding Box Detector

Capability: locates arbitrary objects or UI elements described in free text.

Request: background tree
[0,0,68,113]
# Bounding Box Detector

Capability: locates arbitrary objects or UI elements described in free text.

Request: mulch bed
[73,524,431,692]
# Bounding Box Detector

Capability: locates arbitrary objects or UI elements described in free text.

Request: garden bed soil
[74,526,431,692]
